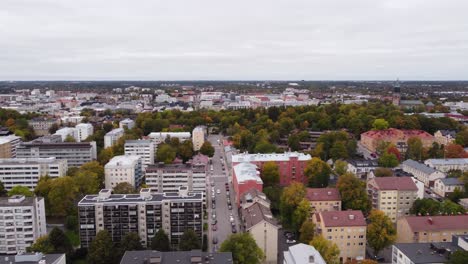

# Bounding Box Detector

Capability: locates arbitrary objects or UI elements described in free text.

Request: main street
[206,134,241,252]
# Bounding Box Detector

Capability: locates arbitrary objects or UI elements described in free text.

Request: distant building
[433,178,465,197]
[120,250,233,264]
[147,132,191,146]
[424,158,468,173]
[402,159,446,187]
[119,118,135,130]
[232,162,263,206]
[392,81,401,106]
[396,215,468,243]
[232,152,312,186]
[346,159,379,179]
[306,188,341,213]
[360,128,435,154]
[0,157,67,191]
[124,140,155,170]
[104,155,142,189]
[283,243,326,264]
[367,177,418,222]
[313,210,367,262]
[0,135,21,158]
[78,188,203,249]
[28,117,60,136]
[0,196,46,254]
[54,127,76,141]
[104,128,124,148]
[434,130,457,146]
[0,253,66,264]
[75,123,94,142]
[192,126,205,151]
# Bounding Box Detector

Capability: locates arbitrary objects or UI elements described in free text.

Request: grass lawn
[65,230,80,247]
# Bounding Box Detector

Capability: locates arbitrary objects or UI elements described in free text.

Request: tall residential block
[105,155,143,189]
[124,140,155,171]
[192,126,205,151]
[0,135,21,158]
[75,123,94,142]
[104,128,124,149]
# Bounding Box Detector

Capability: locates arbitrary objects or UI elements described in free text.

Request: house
[402,159,446,187]
[424,158,468,173]
[313,210,366,262]
[306,188,341,213]
[433,178,465,197]
[283,243,326,264]
[434,130,457,146]
[232,162,263,206]
[360,128,434,154]
[346,159,379,179]
[396,215,468,243]
[239,188,271,210]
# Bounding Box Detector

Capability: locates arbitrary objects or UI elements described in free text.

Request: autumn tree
[220,233,264,264]
[367,210,396,255]
[374,167,393,177]
[406,137,424,161]
[372,119,389,130]
[280,182,307,230]
[113,182,137,194]
[178,140,194,163]
[455,130,468,147]
[156,144,177,164]
[199,141,215,157]
[333,160,348,176]
[48,177,78,217]
[304,157,331,188]
[310,235,340,264]
[445,143,468,158]
[337,173,371,214]
[261,161,280,187]
[378,152,399,168]
[299,220,315,244]
[151,229,170,251]
[292,199,312,232]
[28,236,53,254]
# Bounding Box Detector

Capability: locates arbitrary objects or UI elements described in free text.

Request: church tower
[392,79,401,106]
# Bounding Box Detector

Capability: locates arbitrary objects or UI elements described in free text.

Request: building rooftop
[18,141,93,149]
[148,132,191,138]
[0,253,66,264]
[0,135,20,145]
[393,242,460,264]
[306,188,341,201]
[241,202,279,230]
[370,177,418,191]
[240,188,270,206]
[361,128,434,140]
[125,139,153,145]
[283,243,326,264]
[105,155,141,167]
[232,151,312,163]
[403,159,438,174]
[437,130,457,137]
[317,210,366,227]
[0,157,62,166]
[0,196,41,207]
[120,250,233,264]
[403,215,468,232]
[78,189,203,205]
[425,158,468,166]
[106,128,124,136]
[347,159,379,167]
[233,162,262,184]
[439,177,464,186]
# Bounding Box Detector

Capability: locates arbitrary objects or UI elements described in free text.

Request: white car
[216,189,221,194]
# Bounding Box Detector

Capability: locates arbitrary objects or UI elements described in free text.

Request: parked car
[211,220,217,225]
[286,239,296,244]
[216,189,221,194]
[228,205,232,210]
[231,226,237,233]
[284,231,295,239]
[212,224,217,231]
[213,237,218,244]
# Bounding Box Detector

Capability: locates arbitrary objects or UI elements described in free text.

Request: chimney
[349,214,355,220]
[327,191,332,196]
[98,189,111,200]
[428,217,433,225]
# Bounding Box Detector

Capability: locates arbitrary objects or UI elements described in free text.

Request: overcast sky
[1,0,467,80]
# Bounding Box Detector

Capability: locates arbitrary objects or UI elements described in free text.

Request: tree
[73,171,101,197]
[178,140,194,163]
[156,144,177,164]
[8,185,33,197]
[406,137,424,161]
[372,119,389,130]
[378,152,399,168]
[374,167,393,177]
[199,141,215,157]
[261,161,280,187]
[263,186,282,214]
[119,232,143,253]
[0,180,7,197]
[220,233,264,264]
[337,173,371,214]
[334,160,348,176]
[330,141,349,161]
[299,220,315,244]
[310,235,340,264]
[179,229,201,251]
[304,157,331,188]
[113,182,137,194]
[287,134,301,151]
[367,210,396,255]
[48,177,78,217]
[455,130,468,147]
[98,147,114,165]
[64,134,76,142]
[65,215,78,231]
[49,227,73,254]
[80,161,105,185]
[48,123,59,134]
[445,143,468,158]
[88,230,116,264]
[280,182,306,229]
[292,199,311,232]
[28,236,53,254]
[449,250,468,264]
[151,229,170,251]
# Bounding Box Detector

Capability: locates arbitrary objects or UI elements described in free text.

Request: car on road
[284,231,295,239]
[212,203,215,209]
[212,237,218,244]
[228,204,232,210]
[286,239,296,244]
[229,215,234,223]
[211,181,215,187]
[211,219,217,225]
[216,189,220,194]
[212,224,217,231]
[231,226,237,233]
[212,214,216,220]
[226,191,230,196]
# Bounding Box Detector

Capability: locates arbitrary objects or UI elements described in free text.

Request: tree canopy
[220,233,264,264]
[310,235,340,264]
[151,229,170,251]
[337,173,371,214]
[367,210,396,255]
[199,141,215,157]
[304,157,331,188]
[261,161,280,187]
[179,229,201,251]
[8,185,33,197]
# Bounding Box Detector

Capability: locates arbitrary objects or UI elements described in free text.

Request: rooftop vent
[349,214,355,220]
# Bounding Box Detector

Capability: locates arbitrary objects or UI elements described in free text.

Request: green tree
[113,182,137,194]
[449,250,468,264]
[156,144,177,164]
[263,186,282,214]
[220,233,264,264]
[261,161,280,187]
[304,157,331,188]
[372,119,389,130]
[88,230,116,264]
[0,180,7,196]
[151,229,170,251]
[8,185,33,197]
[73,171,101,197]
[199,141,215,157]
[378,152,399,168]
[49,227,73,254]
[64,134,76,142]
[119,232,143,252]
[253,140,277,153]
[367,210,396,255]
[28,236,53,254]
[330,141,349,161]
[299,220,315,244]
[292,199,311,232]
[287,134,301,151]
[280,182,306,229]
[337,173,371,214]
[333,160,348,176]
[455,130,468,147]
[98,148,114,165]
[310,235,340,264]
[406,137,424,161]
[65,215,78,231]
[179,229,201,251]
[178,140,194,163]
[48,177,78,217]
[80,161,105,186]
[374,167,393,177]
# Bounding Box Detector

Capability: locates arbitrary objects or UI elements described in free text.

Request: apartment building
[434,130,457,146]
[232,152,312,186]
[396,215,468,243]
[0,135,21,158]
[124,140,155,170]
[192,126,205,151]
[360,128,434,154]
[104,155,142,189]
[78,188,203,249]
[346,159,379,179]
[28,118,60,136]
[367,177,418,222]
[75,123,94,142]
[402,159,446,187]
[283,243,326,264]
[306,188,341,213]
[433,178,465,197]
[119,118,135,130]
[0,195,47,254]
[54,127,76,141]
[16,141,97,167]
[147,132,191,146]
[313,210,367,263]
[104,128,124,148]
[120,250,233,264]
[0,157,67,191]
[232,162,263,206]
[424,158,468,173]
[145,154,208,193]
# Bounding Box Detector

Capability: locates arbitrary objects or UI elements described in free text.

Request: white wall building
[124,140,154,170]
[104,128,124,149]
[192,126,205,151]
[147,132,191,146]
[105,155,142,189]
[54,127,76,141]
[402,159,446,187]
[0,158,68,191]
[424,158,468,173]
[75,123,94,142]
[283,243,326,264]
[119,118,135,130]
[0,196,47,255]
[433,178,465,197]
[0,135,21,158]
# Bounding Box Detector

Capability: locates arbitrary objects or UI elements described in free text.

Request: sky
[1,0,468,81]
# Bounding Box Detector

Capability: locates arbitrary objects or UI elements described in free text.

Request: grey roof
[438,130,456,137]
[0,196,40,207]
[120,250,233,264]
[400,100,424,105]
[439,177,463,186]
[393,242,460,263]
[78,189,203,205]
[403,159,437,174]
[0,253,65,264]
[425,158,468,166]
[347,159,379,167]
[125,139,153,145]
[241,202,279,230]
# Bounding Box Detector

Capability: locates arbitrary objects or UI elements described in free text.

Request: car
[286,239,296,244]
[212,224,217,231]
[212,237,218,244]
[211,181,215,187]
[225,182,229,186]
[211,220,217,225]
[229,215,234,222]
[284,231,294,239]
[212,203,215,209]
[212,214,216,220]
[226,191,230,196]
[228,205,232,210]
[216,189,221,194]
[231,226,237,233]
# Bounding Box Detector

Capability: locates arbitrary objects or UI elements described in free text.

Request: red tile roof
[403,215,468,232]
[319,210,366,227]
[361,128,434,139]
[306,188,341,201]
[371,177,418,191]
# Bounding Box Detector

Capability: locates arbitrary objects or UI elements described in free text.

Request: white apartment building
[283,243,326,264]
[424,158,468,173]
[54,127,76,141]
[124,140,154,171]
[104,128,124,149]
[0,195,47,255]
[433,178,465,197]
[192,126,205,151]
[0,135,21,158]
[119,118,135,130]
[147,132,191,146]
[75,123,94,142]
[105,155,142,189]
[402,159,446,187]
[0,158,67,191]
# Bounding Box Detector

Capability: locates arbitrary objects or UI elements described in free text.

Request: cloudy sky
[1,0,467,80]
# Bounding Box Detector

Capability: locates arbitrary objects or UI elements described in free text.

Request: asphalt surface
[206,134,240,252]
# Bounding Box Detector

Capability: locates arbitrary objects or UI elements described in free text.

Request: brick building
[360,128,435,154]
[232,162,263,206]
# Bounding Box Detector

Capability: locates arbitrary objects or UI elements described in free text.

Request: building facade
[346,159,379,179]
[104,155,142,189]
[192,126,205,151]
[433,178,465,197]
[78,188,203,249]
[396,215,468,243]
[124,140,155,171]
[147,132,191,146]
[0,135,21,158]
[434,130,457,146]
[75,123,94,142]
[424,158,468,173]
[402,159,446,187]
[104,128,124,149]
[28,118,60,136]
[232,162,263,206]
[360,128,435,154]
[0,196,47,254]
[119,119,135,130]
[306,188,341,213]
